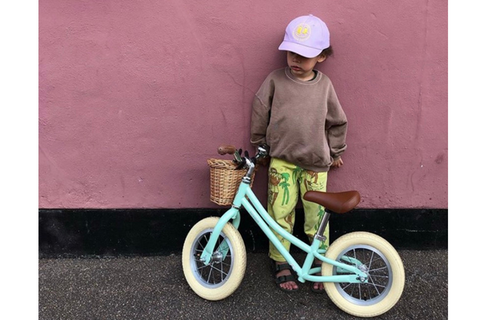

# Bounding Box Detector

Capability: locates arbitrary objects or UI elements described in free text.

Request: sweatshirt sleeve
[250,78,273,147]
[325,84,348,159]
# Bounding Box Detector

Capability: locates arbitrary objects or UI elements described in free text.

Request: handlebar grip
[218,145,236,155]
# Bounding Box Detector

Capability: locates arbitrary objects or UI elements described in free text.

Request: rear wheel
[322,232,405,317]
[182,217,246,301]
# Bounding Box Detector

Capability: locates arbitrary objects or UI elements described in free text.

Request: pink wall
[39,0,448,209]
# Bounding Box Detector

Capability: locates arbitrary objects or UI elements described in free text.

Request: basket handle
[217,145,236,155]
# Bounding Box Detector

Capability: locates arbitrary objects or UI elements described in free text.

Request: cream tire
[322,231,405,317]
[182,217,246,301]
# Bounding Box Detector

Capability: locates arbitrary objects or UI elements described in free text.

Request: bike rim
[333,244,393,306]
[189,228,234,288]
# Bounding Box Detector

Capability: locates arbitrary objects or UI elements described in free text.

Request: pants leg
[300,170,329,249]
[267,158,299,262]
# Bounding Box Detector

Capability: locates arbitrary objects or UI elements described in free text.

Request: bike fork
[199,207,241,265]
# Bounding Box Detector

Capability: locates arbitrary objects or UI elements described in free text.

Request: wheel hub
[212,251,223,263]
[358,264,369,282]
[359,264,369,273]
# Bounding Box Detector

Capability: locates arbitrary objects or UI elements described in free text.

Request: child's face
[287,51,326,81]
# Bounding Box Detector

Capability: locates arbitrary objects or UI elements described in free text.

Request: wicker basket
[207,158,255,206]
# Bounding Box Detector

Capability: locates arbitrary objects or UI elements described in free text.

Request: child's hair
[321,46,334,58]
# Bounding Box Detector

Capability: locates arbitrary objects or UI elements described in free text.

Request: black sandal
[310,263,325,293]
[271,260,298,292]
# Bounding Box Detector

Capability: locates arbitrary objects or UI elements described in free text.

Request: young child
[250,14,348,292]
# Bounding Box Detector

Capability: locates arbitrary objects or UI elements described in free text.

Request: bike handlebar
[217,144,269,167]
[216,144,269,179]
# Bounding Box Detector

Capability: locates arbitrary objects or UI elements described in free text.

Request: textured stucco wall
[39,0,447,209]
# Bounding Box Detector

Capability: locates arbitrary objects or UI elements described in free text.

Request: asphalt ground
[39,250,448,320]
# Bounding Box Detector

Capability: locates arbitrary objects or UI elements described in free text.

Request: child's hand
[331,157,344,168]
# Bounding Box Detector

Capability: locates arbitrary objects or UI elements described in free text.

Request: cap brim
[278,41,322,58]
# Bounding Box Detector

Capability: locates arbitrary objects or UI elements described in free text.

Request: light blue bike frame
[200,179,368,284]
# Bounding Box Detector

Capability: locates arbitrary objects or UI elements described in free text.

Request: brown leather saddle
[303,190,360,214]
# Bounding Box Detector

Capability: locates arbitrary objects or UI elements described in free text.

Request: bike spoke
[369,266,388,273]
[210,264,230,278]
[207,265,214,284]
[334,247,394,301]
[192,232,233,285]
[201,234,209,246]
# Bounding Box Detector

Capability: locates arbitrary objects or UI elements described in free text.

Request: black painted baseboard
[39,208,447,258]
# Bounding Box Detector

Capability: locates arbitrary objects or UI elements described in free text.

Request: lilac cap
[278,14,330,58]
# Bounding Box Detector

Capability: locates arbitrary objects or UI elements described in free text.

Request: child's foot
[311,262,325,293]
[312,281,324,292]
[272,261,299,292]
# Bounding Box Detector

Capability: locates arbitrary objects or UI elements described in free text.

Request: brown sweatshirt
[250,67,347,172]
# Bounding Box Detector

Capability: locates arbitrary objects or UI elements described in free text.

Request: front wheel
[322,232,405,318]
[182,217,246,301]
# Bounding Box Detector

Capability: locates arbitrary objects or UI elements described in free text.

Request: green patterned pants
[267,158,329,262]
